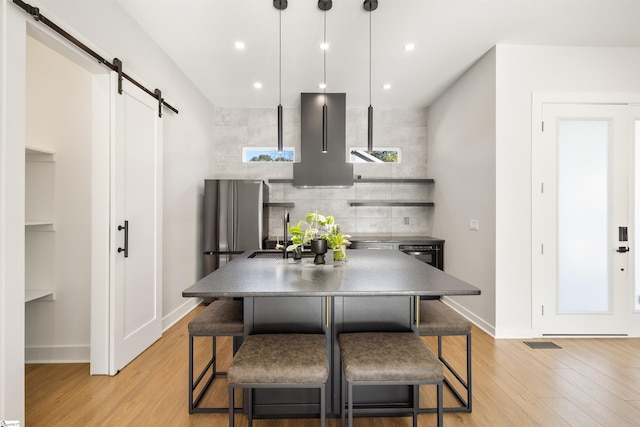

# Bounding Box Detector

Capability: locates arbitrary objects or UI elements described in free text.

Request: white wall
[1,0,215,421]
[495,45,640,337]
[427,49,497,333]
[212,106,432,238]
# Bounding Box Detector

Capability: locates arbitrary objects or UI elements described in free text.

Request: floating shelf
[26,146,56,156]
[268,179,294,184]
[25,289,56,302]
[268,178,434,184]
[267,202,295,208]
[348,201,435,207]
[25,221,55,231]
[354,178,435,183]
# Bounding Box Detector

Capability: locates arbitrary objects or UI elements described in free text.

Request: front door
[533,103,633,336]
[110,75,163,373]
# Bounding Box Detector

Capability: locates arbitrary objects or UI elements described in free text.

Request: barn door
[110,75,162,373]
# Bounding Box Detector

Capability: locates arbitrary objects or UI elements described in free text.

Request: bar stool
[419,299,472,413]
[228,333,329,427]
[338,332,443,427]
[188,299,243,413]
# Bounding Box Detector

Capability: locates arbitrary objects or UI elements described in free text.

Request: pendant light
[364,0,378,153]
[319,0,332,153]
[274,0,287,152]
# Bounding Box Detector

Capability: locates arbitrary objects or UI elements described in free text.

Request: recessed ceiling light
[320,42,330,50]
[254,82,263,89]
[403,43,416,52]
[235,41,246,50]
[382,83,391,90]
[319,83,327,89]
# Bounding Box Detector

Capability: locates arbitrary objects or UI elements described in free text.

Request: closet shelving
[25,146,56,302]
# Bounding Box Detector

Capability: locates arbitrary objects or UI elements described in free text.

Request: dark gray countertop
[182,249,479,298]
[347,235,444,244]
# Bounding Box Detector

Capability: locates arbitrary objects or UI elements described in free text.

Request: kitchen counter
[347,234,444,244]
[182,249,478,298]
[264,234,444,247]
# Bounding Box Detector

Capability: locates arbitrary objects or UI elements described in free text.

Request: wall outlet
[469,219,479,231]
[404,217,410,225]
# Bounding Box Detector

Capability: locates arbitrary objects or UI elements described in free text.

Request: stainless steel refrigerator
[203,179,269,277]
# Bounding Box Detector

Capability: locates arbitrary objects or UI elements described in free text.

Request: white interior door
[110,76,162,373]
[533,103,633,336]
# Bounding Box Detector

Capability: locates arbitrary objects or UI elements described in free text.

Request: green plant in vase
[286,212,351,262]
[326,224,351,261]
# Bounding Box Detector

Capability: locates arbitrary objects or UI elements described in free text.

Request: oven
[398,244,443,270]
[349,237,444,271]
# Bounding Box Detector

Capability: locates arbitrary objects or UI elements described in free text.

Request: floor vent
[524,341,562,349]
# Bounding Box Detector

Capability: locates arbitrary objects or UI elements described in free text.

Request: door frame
[531,92,640,338]
[20,21,160,375]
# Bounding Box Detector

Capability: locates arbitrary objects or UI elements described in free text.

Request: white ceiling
[115,0,640,109]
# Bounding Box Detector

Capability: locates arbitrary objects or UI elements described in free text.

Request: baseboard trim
[162,297,202,333]
[25,344,89,364]
[440,296,496,338]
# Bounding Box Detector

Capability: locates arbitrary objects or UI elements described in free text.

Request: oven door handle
[403,251,433,256]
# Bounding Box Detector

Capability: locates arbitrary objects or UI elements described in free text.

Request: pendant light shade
[364,0,377,153]
[275,0,287,152]
[277,104,283,152]
[322,103,328,153]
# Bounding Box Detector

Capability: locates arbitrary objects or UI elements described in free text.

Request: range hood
[293,93,354,187]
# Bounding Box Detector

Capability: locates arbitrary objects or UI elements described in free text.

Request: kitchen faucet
[283,210,289,259]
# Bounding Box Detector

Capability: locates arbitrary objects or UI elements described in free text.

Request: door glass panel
[557,120,610,312]
[636,120,640,311]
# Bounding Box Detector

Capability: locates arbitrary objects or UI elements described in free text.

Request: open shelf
[267,202,295,208]
[26,146,56,156]
[268,178,434,184]
[25,221,55,231]
[348,201,434,207]
[354,178,435,183]
[25,289,56,302]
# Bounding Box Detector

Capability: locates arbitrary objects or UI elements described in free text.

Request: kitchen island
[182,249,480,419]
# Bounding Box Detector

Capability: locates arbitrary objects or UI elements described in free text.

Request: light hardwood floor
[26,305,640,426]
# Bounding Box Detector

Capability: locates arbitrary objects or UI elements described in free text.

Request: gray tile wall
[212,106,431,239]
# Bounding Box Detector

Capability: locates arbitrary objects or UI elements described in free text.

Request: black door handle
[616,246,629,253]
[118,220,129,257]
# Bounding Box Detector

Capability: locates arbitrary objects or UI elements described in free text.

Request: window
[242,147,295,163]
[349,147,401,163]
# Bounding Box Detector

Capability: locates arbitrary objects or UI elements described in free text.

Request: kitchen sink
[249,250,315,259]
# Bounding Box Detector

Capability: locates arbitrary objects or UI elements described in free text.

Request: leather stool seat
[228,333,329,427]
[188,300,243,335]
[419,299,473,413]
[188,300,243,413]
[338,332,443,427]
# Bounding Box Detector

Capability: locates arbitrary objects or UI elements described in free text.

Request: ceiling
[115,0,640,109]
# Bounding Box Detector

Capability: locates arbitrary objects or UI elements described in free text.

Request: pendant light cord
[369,10,372,107]
[323,10,327,97]
[279,8,282,105]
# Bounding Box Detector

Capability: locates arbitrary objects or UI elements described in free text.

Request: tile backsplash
[212,106,431,238]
